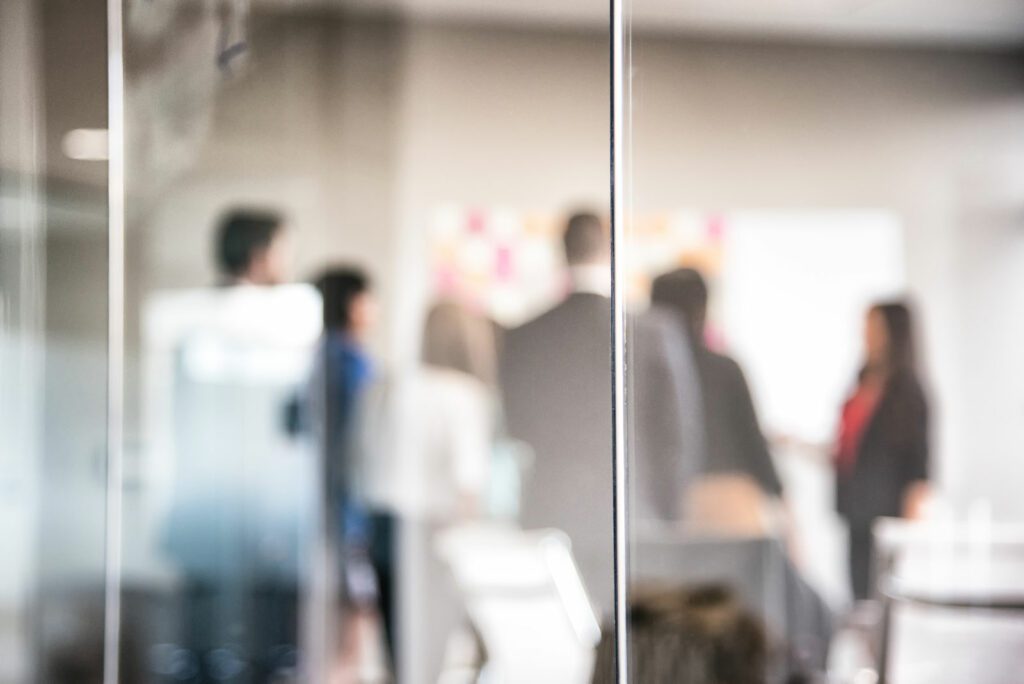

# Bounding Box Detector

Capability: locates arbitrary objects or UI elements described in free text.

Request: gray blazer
[501,293,704,616]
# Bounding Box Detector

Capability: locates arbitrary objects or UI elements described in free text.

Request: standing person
[363,300,497,683]
[311,267,398,669]
[501,212,702,619]
[162,207,303,682]
[650,268,784,524]
[215,208,290,286]
[389,301,496,520]
[316,268,376,474]
[835,301,931,600]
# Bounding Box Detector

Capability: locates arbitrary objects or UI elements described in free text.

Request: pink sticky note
[436,266,458,294]
[467,209,486,235]
[496,246,513,281]
[707,214,725,241]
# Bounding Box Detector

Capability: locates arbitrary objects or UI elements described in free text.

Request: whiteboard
[719,211,905,444]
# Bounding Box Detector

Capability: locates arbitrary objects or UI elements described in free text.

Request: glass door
[113,1,616,682]
[621,2,1024,682]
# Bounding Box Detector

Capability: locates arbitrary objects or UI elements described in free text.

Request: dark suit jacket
[836,374,929,527]
[501,293,703,616]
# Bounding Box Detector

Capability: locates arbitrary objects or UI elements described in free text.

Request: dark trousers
[335,503,398,671]
[368,510,398,671]
[848,525,874,601]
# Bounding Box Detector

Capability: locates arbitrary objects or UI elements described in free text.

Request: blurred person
[316,268,377,467]
[160,209,310,682]
[382,300,496,518]
[835,301,930,600]
[311,267,398,663]
[591,584,767,684]
[650,268,785,530]
[362,300,497,682]
[647,269,836,678]
[501,212,703,619]
[215,208,289,286]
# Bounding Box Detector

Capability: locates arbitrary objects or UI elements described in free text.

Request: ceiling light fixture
[62,128,109,161]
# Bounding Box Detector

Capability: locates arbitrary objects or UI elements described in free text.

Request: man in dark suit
[501,212,703,617]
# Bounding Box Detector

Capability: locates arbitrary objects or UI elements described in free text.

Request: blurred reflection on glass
[139,209,319,682]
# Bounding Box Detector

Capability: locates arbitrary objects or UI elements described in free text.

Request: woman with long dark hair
[836,301,931,600]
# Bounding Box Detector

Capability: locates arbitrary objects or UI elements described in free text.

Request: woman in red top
[836,302,931,600]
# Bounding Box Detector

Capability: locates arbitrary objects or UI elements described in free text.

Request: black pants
[334,501,398,672]
[848,525,874,601]
[368,510,398,671]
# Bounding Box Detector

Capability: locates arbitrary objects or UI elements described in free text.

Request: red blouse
[837,383,882,476]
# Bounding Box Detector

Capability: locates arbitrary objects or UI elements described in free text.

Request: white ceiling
[273,0,1024,47]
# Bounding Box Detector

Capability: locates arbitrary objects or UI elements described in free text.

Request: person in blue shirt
[317,268,376,478]
[314,267,399,668]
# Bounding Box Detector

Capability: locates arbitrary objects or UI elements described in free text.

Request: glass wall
[1,0,110,681]
[622,4,1024,683]
[6,1,1024,683]
[115,1,613,682]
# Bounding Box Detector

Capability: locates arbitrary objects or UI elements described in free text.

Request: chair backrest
[436,523,601,684]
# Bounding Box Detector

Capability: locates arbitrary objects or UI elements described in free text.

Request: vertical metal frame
[104,0,126,682]
[610,0,629,681]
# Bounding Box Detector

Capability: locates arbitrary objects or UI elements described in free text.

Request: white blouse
[361,366,492,520]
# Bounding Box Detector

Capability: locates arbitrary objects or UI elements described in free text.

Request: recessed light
[62,128,109,161]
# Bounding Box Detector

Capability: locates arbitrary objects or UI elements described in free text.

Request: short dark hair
[316,266,370,331]
[592,584,767,684]
[562,212,606,265]
[651,267,709,339]
[215,209,284,278]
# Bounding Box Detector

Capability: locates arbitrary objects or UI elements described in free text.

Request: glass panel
[624,4,1024,682]
[1,0,110,681]
[117,2,614,682]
